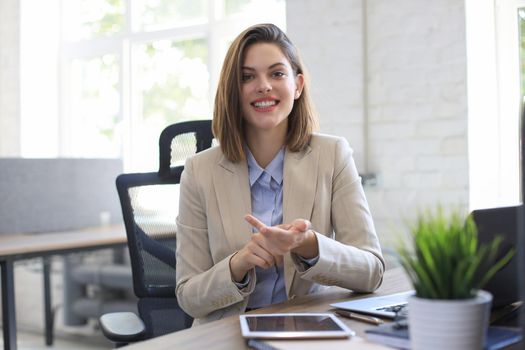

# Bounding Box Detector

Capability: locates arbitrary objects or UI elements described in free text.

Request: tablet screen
[246,315,341,332]
[239,313,353,339]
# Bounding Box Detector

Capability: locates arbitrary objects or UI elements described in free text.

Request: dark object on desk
[99,120,214,347]
[365,321,409,349]
[247,339,279,350]
[491,301,522,326]
[365,323,523,350]
[471,205,521,308]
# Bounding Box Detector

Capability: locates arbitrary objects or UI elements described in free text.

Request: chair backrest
[158,119,214,177]
[116,119,213,338]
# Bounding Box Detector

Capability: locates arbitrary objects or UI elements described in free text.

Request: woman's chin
[246,118,288,133]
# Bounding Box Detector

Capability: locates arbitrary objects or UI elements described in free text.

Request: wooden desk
[123,268,410,350]
[0,226,127,350]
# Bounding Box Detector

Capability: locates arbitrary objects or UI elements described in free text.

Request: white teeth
[254,100,276,108]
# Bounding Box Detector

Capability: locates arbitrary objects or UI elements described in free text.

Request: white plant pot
[408,290,492,350]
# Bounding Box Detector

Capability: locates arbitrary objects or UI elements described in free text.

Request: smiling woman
[175,23,385,326]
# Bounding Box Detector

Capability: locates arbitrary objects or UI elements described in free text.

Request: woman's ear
[294,74,305,99]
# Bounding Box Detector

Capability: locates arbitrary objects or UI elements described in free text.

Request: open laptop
[330,291,413,319]
[471,205,520,308]
[330,205,520,318]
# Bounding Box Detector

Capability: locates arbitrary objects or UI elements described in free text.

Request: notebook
[365,323,522,350]
[330,291,413,319]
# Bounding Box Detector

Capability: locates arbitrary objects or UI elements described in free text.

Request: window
[519,7,525,100]
[466,0,522,209]
[20,0,286,171]
[494,0,522,204]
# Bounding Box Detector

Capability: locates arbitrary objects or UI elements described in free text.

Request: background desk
[123,268,410,350]
[0,226,127,350]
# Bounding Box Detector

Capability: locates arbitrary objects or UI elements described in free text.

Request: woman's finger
[252,233,287,257]
[248,239,276,267]
[291,219,311,232]
[244,214,268,233]
[247,253,272,269]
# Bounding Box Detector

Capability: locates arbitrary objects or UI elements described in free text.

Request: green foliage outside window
[139,38,209,125]
[519,8,525,100]
[65,0,124,40]
[137,0,207,31]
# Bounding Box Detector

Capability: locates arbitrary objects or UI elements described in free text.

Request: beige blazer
[175,134,385,325]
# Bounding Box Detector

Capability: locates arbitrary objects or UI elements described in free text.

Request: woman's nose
[256,79,272,93]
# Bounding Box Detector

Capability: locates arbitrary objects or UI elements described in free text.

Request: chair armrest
[99,312,145,343]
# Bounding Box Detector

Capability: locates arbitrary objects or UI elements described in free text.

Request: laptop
[471,205,520,308]
[330,205,520,318]
[330,291,413,319]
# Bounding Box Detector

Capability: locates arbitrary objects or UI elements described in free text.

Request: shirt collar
[246,146,285,187]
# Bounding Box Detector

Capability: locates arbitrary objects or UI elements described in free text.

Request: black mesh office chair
[100,120,214,346]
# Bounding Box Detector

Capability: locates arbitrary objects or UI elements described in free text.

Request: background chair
[100,120,214,346]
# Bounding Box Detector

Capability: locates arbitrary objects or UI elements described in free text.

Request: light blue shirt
[245,147,287,309]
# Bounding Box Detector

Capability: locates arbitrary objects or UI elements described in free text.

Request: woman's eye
[242,73,253,81]
[272,71,286,78]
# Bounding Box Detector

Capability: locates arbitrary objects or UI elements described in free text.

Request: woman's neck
[245,126,286,169]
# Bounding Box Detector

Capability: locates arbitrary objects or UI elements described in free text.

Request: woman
[176,23,384,325]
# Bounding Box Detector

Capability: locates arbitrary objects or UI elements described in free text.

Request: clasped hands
[230,214,318,283]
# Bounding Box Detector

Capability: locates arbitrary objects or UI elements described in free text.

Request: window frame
[56,0,286,171]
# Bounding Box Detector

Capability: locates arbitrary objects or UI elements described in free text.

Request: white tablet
[239,313,354,339]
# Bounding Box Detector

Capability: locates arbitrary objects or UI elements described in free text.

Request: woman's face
[240,43,304,136]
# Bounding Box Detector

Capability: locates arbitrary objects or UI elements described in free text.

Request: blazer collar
[214,154,253,251]
[282,143,319,296]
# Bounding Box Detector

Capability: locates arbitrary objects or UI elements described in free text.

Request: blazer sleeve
[175,157,255,319]
[291,137,385,292]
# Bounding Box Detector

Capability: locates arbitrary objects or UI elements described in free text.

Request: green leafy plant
[397,208,515,299]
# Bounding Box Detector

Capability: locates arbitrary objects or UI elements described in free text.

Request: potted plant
[397,208,514,350]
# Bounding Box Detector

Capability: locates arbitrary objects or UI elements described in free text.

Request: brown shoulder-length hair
[213,23,318,163]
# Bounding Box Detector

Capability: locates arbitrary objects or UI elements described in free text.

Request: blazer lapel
[282,144,320,296]
[213,155,252,252]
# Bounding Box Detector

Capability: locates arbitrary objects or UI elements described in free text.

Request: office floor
[0,330,112,350]
[0,321,112,350]
[2,333,107,350]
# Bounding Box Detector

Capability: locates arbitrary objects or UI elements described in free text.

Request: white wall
[286,0,366,168]
[287,0,469,247]
[0,0,20,156]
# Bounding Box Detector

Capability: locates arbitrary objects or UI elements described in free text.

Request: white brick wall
[287,0,469,248]
[0,0,21,156]
[286,0,366,168]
